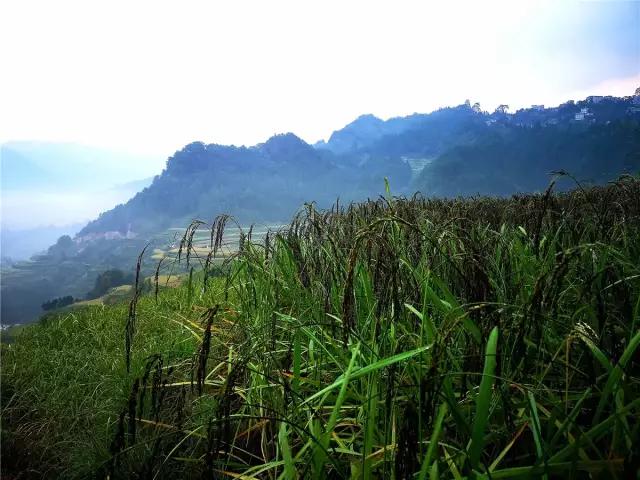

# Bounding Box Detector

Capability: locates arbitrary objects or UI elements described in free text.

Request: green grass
[2,178,640,479]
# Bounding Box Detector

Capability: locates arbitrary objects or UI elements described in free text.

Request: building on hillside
[531,105,545,111]
[575,107,594,121]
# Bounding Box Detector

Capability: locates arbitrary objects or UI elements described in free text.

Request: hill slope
[3,180,639,478]
[3,94,640,327]
[416,119,640,196]
[79,133,411,236]
[80,96,640,238]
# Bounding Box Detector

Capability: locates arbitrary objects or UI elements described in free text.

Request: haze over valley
[1,142,160,260]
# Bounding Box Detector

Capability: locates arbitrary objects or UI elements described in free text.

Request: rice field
[151,224,287,260]
[2,178,640,479]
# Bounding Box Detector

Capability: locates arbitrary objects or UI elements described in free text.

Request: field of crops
[2,178,640,479]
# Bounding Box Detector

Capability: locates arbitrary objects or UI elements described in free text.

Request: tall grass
[3,177,640,479]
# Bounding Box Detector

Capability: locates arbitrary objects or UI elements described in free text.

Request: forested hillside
[416,119,640,196]
[3,95,639,327]
[79,133,411,235]
[80,96,640,238]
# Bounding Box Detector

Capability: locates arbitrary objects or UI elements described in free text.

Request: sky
[1,0,639,157]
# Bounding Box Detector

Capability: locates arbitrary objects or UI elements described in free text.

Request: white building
[531,105,544,111]
[575,108,594,121]
[587,96,604,104]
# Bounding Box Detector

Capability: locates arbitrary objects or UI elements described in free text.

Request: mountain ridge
[2,93,639,326]
[78,93,640,237]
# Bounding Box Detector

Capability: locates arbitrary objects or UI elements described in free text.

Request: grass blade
[468,326,499,471]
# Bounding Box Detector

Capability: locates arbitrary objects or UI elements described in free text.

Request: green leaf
[527,391,548,480]
[278,422,296,480]
[292,331,301,394]
[468,326,499,470]
[550,397,640,463]
[418,402,448,480]
[302,345,431,405]
[405,303,436,344]
[593,329,640,423]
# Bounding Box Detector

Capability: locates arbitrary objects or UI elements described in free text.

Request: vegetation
[41,295,75,311]
[3,96,639,327]
[1,236,150,325]
[416,119,640,197]
[79,97,640,238]
[79,134,411,237]
[86,269,135,300]
[3,176,639,478]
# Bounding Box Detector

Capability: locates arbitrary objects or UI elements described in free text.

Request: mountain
[74,96,640,238]
[0,179,152,262]
[415,119,640,197]
[78,133,411,236]
[317,114,419,154]
[0,134,411,326]
[1,142,163,233]
[0,148,52,190]
[319,96,640,198]
[2,93,640,326]
[319,108,482,157]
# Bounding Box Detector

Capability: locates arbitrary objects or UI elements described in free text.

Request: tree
[41,295,75,311]
[56,235,73,249]
[495,104,509,115]
[47,235,75,258]
[86,269,135,299]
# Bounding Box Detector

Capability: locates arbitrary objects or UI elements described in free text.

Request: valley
[2,95,639,327]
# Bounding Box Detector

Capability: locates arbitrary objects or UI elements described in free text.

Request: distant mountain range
[81,94,640,237]
[78,132,411,236]
[2,93,640,326]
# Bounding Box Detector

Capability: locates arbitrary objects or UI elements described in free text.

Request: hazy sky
[2,0,639,156]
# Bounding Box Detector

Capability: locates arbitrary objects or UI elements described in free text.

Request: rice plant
[3,177,640,479]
